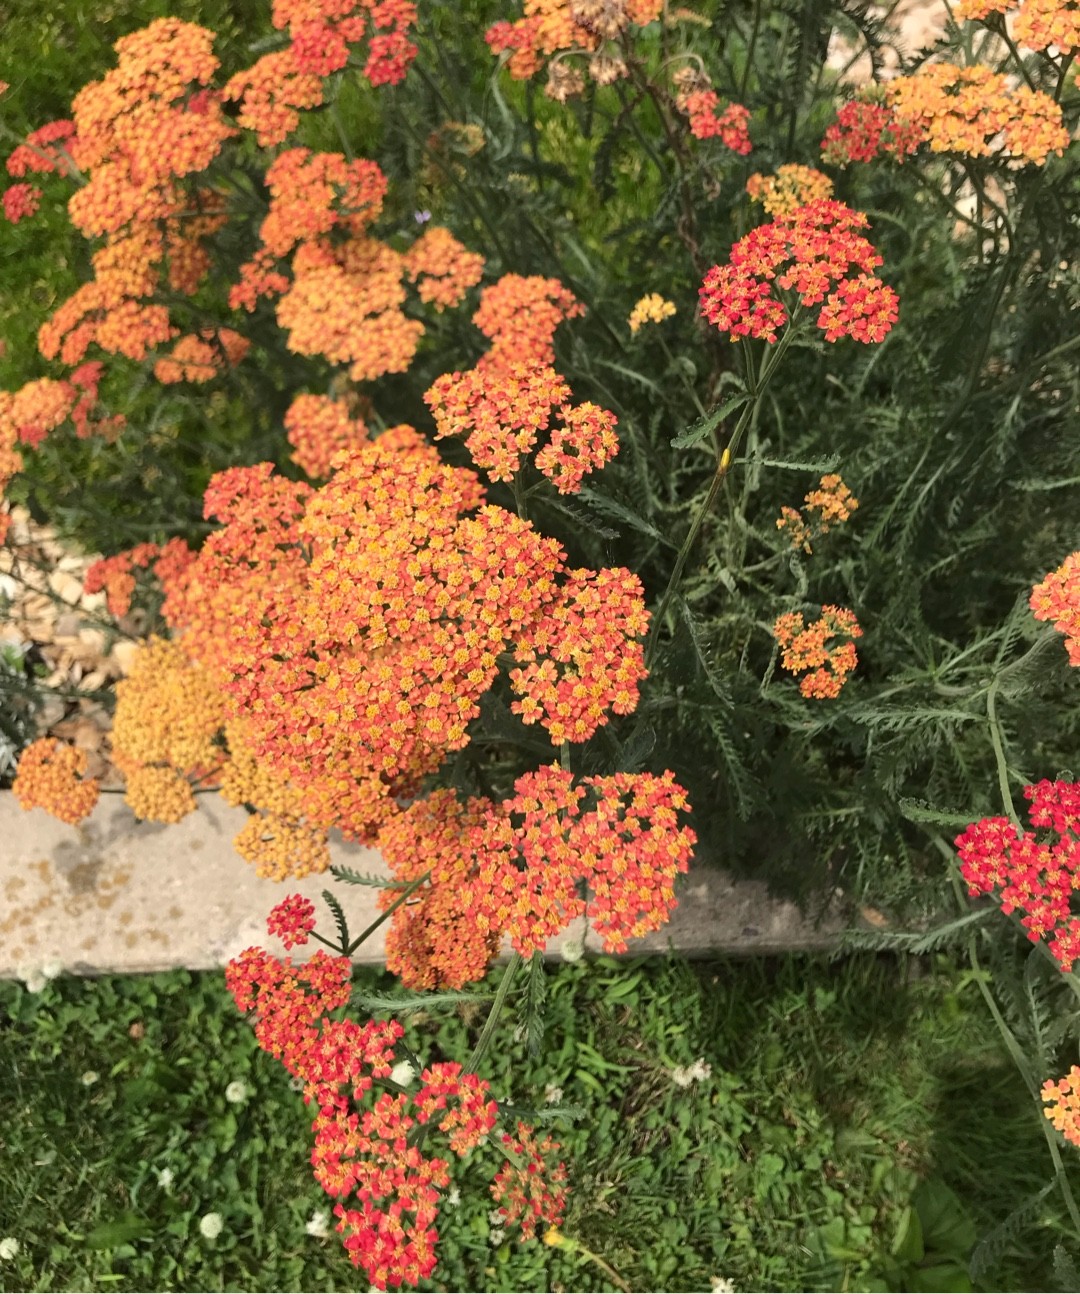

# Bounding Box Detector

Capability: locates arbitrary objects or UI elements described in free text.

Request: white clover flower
[0,1238,19,1262]
[80,1070,99,1086]
[560,932,586,964]
[671,1058,713,1088]
[199,1213,224,1240]
[156,1167,175,1189]
[225,1080,249,1104]
[305,1209,330,1239]
[445,1188,461,1209]
[543,1083,564,1105]
[389,1060,416,1088]
[17,966,47,993]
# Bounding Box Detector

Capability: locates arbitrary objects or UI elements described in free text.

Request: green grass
[2,952,1077,1292]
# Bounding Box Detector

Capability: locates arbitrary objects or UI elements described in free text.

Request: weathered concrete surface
[0,790,842,979]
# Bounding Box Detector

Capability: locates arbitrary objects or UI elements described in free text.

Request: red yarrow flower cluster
[227,934,565,1289]
[1031,552,1080,666]
[821,97,923,166]
[956,780,1080,971]
[773,605,862,698]
[3,183,41,224]
[699,199,898,345]
[677,90,752,152]
[266,894,318,949]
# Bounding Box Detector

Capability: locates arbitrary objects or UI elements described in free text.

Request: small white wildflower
[289,1075,305,1092]
[711,1279,736,1293]
[489,1228,505,1247]
[560,932,585,964]
[543,1083,564,1105]
[199,1213,224,1240]
[0,1238,19,1262]
[18,966,47,994]
[671,1058,712,1088]
[225,1080,249,1104]
[156,1167,175,1189]
[445,1188,461,1209]
[389,1060,416,1088]
[305,1209,330,1239]
[80,1070,100,1086]
[41,961,63,981]
[488,1208,504,1226]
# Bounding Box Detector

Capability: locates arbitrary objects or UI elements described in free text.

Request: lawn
[2,951,1075,1292]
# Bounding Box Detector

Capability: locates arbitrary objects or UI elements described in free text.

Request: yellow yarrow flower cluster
[746,164,833,219]
[628,293,676,333]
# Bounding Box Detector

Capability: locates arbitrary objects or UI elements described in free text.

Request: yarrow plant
[3,0,1080,1281]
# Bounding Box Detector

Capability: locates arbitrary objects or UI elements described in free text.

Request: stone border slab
[0,791,842,978]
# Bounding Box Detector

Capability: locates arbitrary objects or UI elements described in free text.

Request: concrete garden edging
[0,791,843,978]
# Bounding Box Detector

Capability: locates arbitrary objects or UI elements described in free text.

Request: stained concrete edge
[0,790,844,979]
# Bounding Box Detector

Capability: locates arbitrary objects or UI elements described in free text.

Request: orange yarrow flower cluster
[13,737,101,825]
[957,780,1080,971]
[285,392,370,479]
[378,765,696,989]
[773,605,862,698]
[473,273,585,373]
[1044,1067,1080,1148]
[224,0,417,145]
[747,165,833,219]
[1032,552,1080,665]
[402,226,485,311]
[776,473,859,553]
[84,537,194,617]
[700,200,898,345]
[155,433,651,872]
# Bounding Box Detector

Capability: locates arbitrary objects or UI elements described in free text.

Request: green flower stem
[343,871,430,957]
[467,953,521,1075]
[644,323,799,667]
[986,676,1020,829]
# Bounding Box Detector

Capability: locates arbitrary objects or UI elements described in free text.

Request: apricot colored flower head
[473,274,584,373]
[777,473,858,553]
[13,738,100,825]
[403,226,484,311]
[1014,0,1080,53]
[957,780,1080,972]
[223,49,325,147]
[746,165,833,219]
[285,392,369,478]
[700,200,897,345]
[773,604,862,698]
[628,293,676,333]
[0,378,77,449]
[1044,1068,1080,1147]
[1031,552,1080,666]
[887,63,1068,166]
